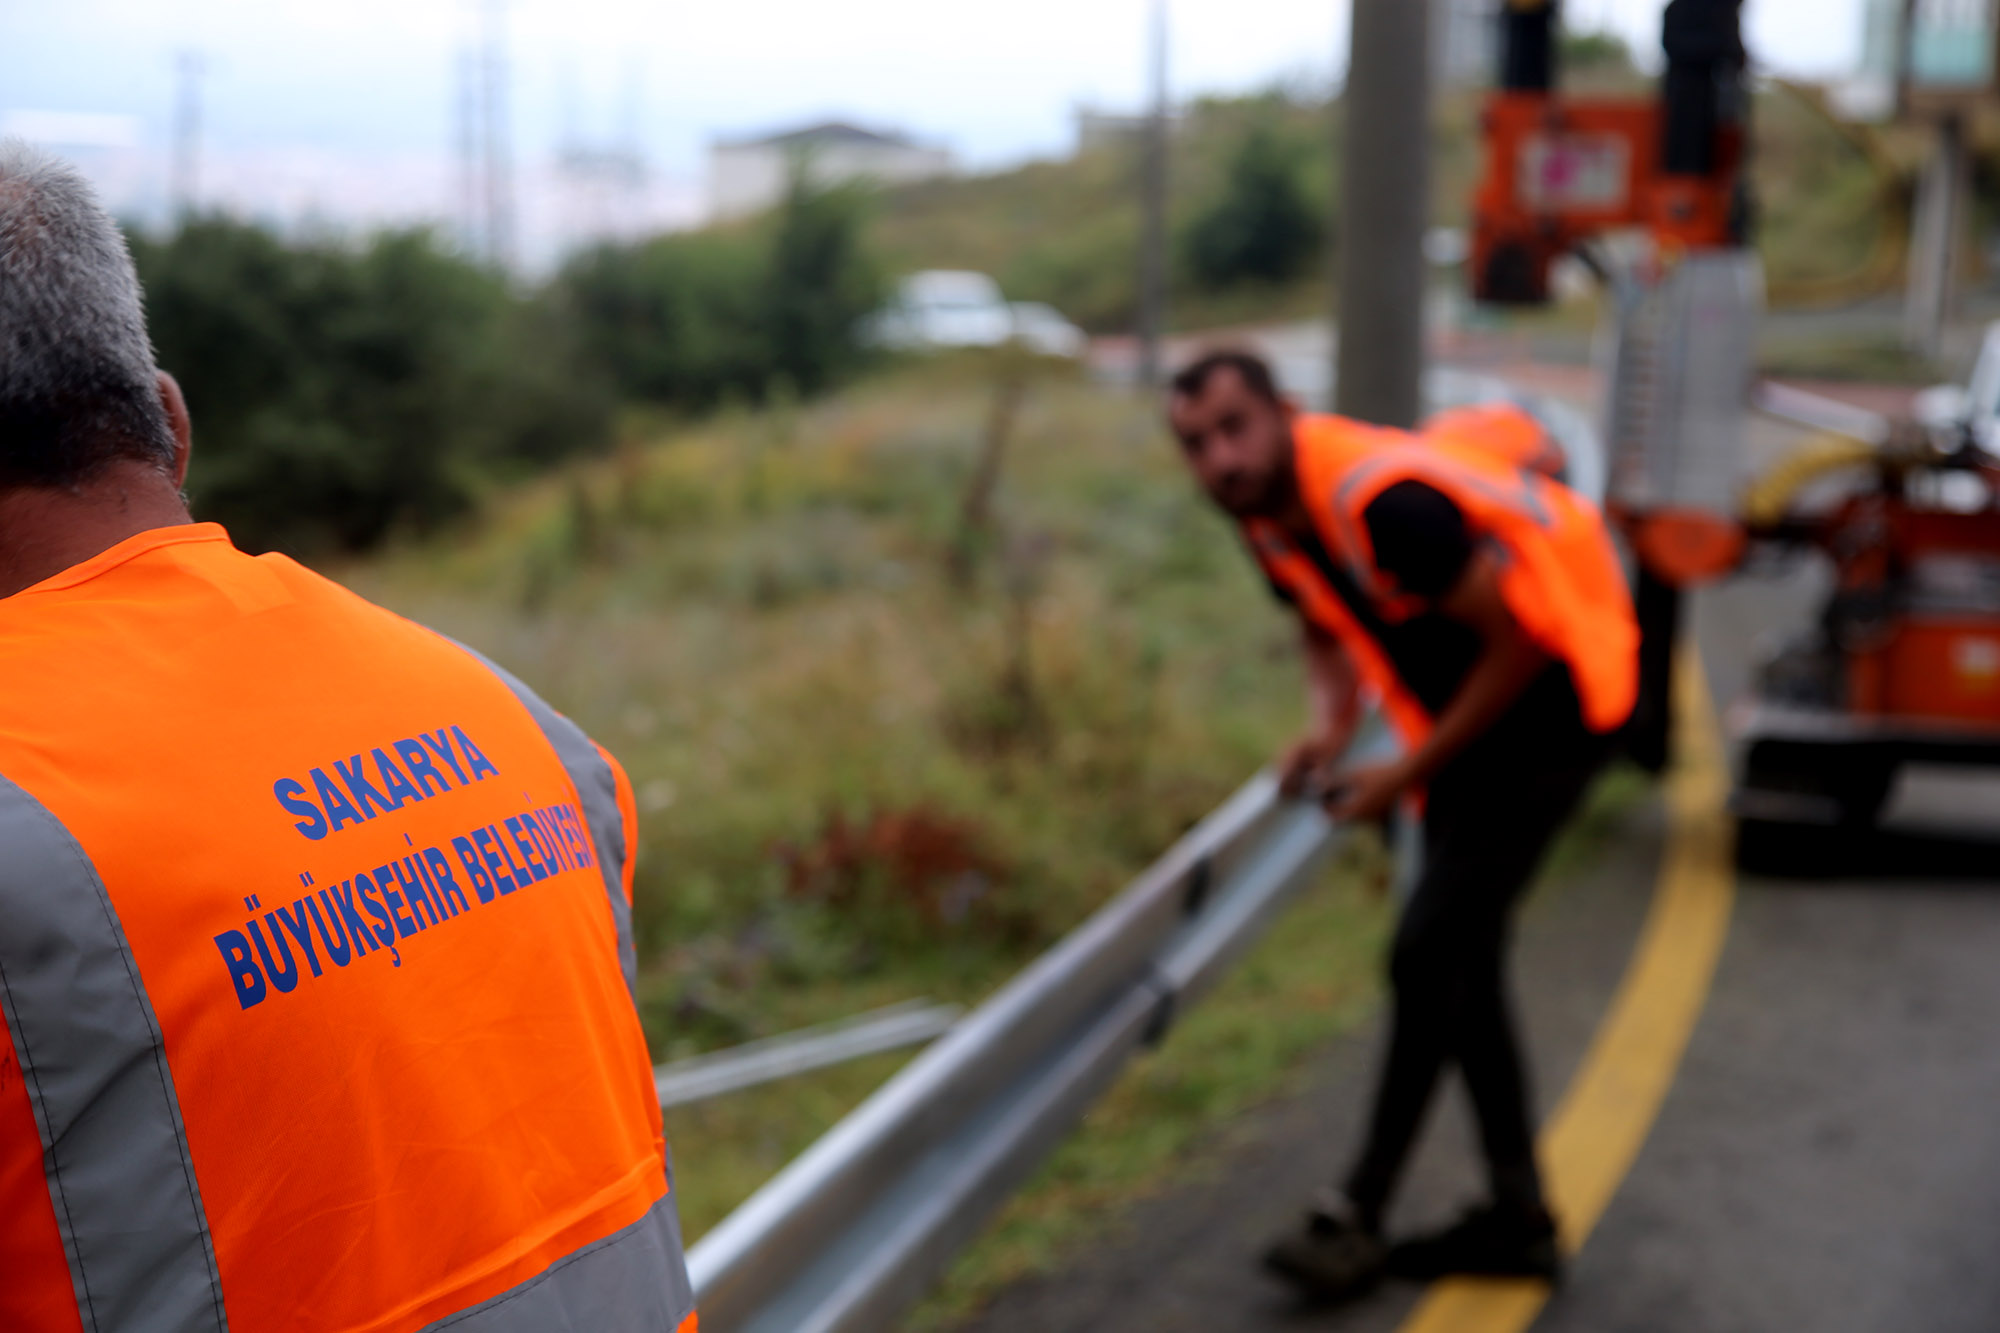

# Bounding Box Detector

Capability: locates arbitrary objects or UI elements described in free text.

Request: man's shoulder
[0,534,516,747]
[1293,413,1408,453]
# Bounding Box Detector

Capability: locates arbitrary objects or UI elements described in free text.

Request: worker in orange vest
[0,143,695,1331]
[1167,350,1637,1300]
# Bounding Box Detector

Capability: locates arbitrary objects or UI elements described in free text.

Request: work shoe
[1386,1203,1562,1283]
[1262,1199,1388,1303]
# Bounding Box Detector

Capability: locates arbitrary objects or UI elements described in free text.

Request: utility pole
[171,50,206,222]
[1334,0,1431,427]
[455,45,482,255]
[479,0,516,271]
[1136,0,1169,390]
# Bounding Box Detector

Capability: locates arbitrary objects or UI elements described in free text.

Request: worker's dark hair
[1168,349,1283,406]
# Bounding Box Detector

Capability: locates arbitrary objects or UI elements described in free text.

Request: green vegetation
[1756,82,1907,304]
[134,178,882,558]
[558,176,883,409]
[873,90,1336,334]
[1559,28,1641,79]
[1756,329,1949,385]
[1184,118,1325,290]
[133,221,611,556]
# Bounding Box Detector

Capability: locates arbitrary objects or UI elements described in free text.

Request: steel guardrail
[686,722,1392,1332]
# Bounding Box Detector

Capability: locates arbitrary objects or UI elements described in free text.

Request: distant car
[864,270,1086,359]
[1008,301,1088,359]
[865,270,1013,351]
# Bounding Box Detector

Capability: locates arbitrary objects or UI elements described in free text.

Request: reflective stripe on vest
[0,524,690,1333]
[0,774,227,1333]
[444,640,637,999]
[414,1194,694,1333]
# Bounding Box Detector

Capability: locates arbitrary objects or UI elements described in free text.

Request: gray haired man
[0,142,696,1332]
[0,143,193,593]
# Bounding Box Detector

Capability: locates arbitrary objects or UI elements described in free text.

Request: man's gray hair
[0,138,175,488]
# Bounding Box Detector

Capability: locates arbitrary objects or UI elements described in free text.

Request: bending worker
[1167,350,1637,1299]
[0,143,695,1331]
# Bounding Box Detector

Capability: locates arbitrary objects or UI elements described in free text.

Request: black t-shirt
[1262,480,1591,762]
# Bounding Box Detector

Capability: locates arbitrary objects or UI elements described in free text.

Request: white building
[706,121,952,221]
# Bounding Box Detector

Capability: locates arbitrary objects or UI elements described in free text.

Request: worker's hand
[1276,729,1351,799]
[1323,760,1412,825]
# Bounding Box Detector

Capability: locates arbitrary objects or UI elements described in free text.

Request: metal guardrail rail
[686,723,1392,1332]
[1754,380,1892,444]
[655,1001,964,1110]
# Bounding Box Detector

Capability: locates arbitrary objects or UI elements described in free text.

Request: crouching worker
[1165,350,1638,1300]
[0,141,695,1332]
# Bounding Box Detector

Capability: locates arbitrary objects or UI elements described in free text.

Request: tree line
[132,179,881,557]
[131,110,1350,559]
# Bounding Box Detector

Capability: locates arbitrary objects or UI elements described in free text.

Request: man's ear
[157,371,192,489]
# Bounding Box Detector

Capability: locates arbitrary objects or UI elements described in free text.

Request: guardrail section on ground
[687,736,1383,1331]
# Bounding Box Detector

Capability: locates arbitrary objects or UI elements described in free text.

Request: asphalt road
[949,427,2000,1331]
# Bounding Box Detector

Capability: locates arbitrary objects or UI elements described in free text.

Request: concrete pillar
[1335,0,1432,427]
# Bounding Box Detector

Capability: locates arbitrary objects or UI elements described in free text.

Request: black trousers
[1342,724,1611,1227]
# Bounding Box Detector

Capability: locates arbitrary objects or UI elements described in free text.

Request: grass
[1757,330,1950,385]
[871,93,1340,336]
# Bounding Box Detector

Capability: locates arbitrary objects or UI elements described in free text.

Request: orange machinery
[1470,0,1746,307]
[1469,0,2000,839]
[1734,425,2000,827]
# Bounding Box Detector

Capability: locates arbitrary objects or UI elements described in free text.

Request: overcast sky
[0,0,1869,234]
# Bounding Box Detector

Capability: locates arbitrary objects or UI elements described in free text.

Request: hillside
[859,77,1913,336]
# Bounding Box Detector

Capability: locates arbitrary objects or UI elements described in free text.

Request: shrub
[1182,121,1324,290]
[558,174,883,412]
[131,220,611,555]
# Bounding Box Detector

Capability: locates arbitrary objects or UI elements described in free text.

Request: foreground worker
[1167,351,1637,1299]
[0,143,695,1331]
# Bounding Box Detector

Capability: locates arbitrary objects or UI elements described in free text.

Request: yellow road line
[1396,649,1737,1333]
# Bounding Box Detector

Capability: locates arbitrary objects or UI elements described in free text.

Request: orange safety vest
[1419,401,1571,483]
[1246,411,1638,748]
[0,524,696,1333]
